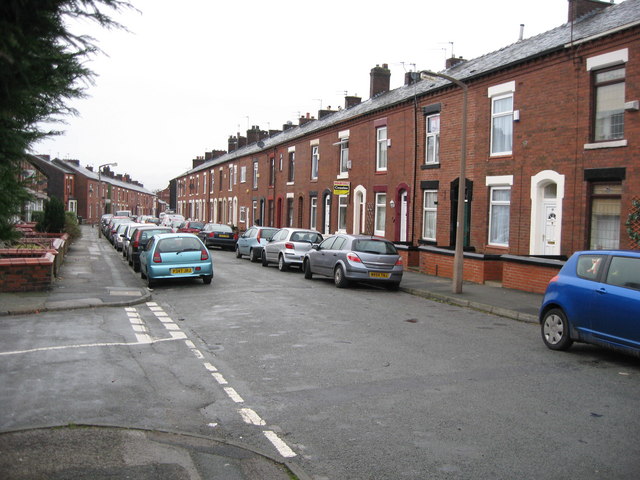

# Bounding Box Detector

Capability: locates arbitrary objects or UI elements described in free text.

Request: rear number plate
[369,272,390,279]
[218,234,230,238]
[171,268,193,274]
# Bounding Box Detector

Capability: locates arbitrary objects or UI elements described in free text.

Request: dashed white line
[239,408,266,426]
[224,387,244,403]
[211,372,228,385]
[263,431,297,458]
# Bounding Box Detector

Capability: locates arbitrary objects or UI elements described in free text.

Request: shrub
[37,197,66,233]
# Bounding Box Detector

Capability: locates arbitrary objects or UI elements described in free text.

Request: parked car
[262,228,323,271]
[126,225,172,272]
[177,221,205,234]
[121,222,146,257]
[235,226,279,262]
[139,233,213,287]
[106,216,133,244]
[161,214,185,228]
[198,223,238,250]
[539,250,640,357]
[303,234,403,289]
[114,222,132,251]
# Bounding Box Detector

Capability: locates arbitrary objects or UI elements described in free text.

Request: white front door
[400,191,408,242]
[543,202,558,255]
[324,195,331,234]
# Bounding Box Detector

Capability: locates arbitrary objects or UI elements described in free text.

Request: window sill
[489,153,513,160]
[584,139,627,150]
[375,170,388,175]
[286,181,295,186]
[336,173,349,179]
[421,163,440,170]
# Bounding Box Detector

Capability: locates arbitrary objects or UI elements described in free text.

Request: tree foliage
[37,196,66,233]
[0,0,132,241]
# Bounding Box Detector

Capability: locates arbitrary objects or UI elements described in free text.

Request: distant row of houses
[20,155,159,222]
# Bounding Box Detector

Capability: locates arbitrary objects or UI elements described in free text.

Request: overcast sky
[34,0,588,192]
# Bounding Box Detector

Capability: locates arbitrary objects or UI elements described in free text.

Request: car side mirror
[313,244,321,251]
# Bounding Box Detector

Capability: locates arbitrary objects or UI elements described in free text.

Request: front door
[543,202,558,255]
[399,191,408,242]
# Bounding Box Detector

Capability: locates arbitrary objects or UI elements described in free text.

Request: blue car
[235,225,279,262]
[140,233,213,288]
[540,250,640,357]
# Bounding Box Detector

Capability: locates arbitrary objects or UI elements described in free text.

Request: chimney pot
[370,63,391,98]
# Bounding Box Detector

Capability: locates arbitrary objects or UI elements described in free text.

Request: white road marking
[0,337,176,356]
[239,408,266,426]
[211,373,227,385]
[224,387,244,403]
[263,431,297,458]
[203,362,218,372]
[169,331,187,340]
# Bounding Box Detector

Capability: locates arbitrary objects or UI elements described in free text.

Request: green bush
[36,197,66,233]
[64,211,81,240]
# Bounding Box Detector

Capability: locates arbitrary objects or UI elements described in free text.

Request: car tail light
[233,233,238,241]
[153,251,162,263]
[285,242,294,249]
[347,252,362,263]
[548,275,559,284]
[201,248,209,261]
[256,231,262,242]
[208,232,214,238]
[132,240,139,249]
[395,257,403,266]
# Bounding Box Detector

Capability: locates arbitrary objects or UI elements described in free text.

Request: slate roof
[54,159,154,195]
[184,0,640,177]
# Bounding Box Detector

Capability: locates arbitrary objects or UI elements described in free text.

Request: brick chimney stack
[299,113,315,126]
[370,63,391,98]
[445,56,467,69]
[568,0,611,22]
[345,95,362,109]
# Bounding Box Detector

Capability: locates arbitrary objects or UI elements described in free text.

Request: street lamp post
[98,162,118,238]
[420,70,467,294]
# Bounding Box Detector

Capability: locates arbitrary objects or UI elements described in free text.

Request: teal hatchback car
[140,233,213,288]
[540,250,640,357]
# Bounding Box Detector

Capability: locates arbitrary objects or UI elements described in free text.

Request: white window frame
[376,126,388,171]
[425,114,440,164]
[374,192,386,236]
[310,196,317,230]
[486,175,513,247]
[337,195,348,232]
[311,145,319,180]
[240,166,246,183]
[422,190,437,240]
[337,129,350,178]
[488,81,515,156]
[252,162,258,189]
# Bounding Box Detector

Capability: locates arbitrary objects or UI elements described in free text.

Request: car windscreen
[353,239,397,255]
[139,228,172,242]
[189,222,205,229]
[157,237,203,253]
[291,232,322,243]
[210,224,233,233]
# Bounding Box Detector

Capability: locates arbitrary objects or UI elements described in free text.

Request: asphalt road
[2,245,639,479]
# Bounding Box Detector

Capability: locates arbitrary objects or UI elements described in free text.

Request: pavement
[0,224,543,479]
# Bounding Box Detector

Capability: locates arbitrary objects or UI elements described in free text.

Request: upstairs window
[593,67,625,142]
[311,145,319,180]
[339,139,349,175]
[252,162,258,189]
[488,81,515,156]
[376,126,388,171]
[425,114,440,164]
[288,151,295,183]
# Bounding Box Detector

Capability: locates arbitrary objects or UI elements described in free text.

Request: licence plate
[171,268,193,274]
[218,234,230,238]
[369,272,390,279]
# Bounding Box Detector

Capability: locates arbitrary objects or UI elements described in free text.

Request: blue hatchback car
[540,250,640,357]
[140,233,213,288]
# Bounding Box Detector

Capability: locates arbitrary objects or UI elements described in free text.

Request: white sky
[34,0,585,192]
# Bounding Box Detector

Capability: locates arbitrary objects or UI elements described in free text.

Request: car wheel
[303,259,312,279]
[133,262,140,273]
[147,274,156,289]
[140,267,146,279]
[202,275,212,285]
[541,308,573,351]
[235,245,242,259]
[334,265,349,288]
[261,250,269,267]
[278,254,288,272]
[250,248,259,263]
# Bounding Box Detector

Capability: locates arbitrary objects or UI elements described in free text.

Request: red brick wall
[419,250,502,284]
[0,251,55,292]
[502,262,561,294]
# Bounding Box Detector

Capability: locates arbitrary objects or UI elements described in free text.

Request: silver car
[262,228,323,271]
[303,234,403,289]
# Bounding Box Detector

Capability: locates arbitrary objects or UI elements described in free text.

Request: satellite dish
[257,141,265,148]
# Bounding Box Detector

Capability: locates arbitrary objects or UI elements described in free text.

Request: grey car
[235,225,279,262]
[262,228,323,271]
[303,234,403,289]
